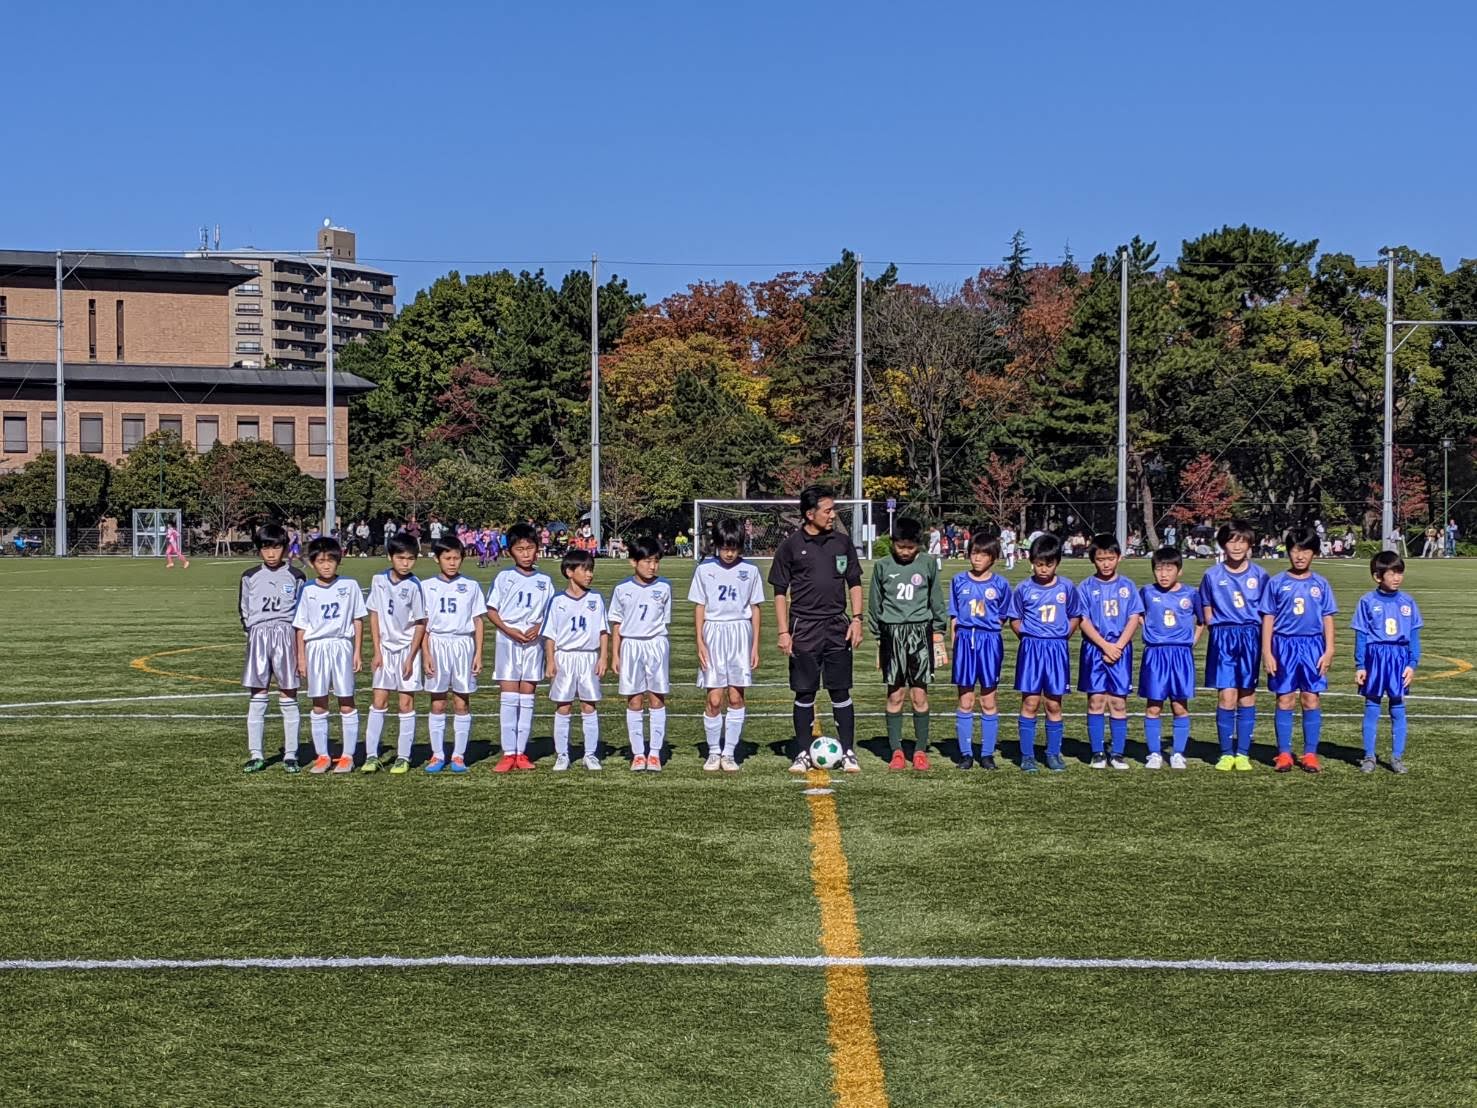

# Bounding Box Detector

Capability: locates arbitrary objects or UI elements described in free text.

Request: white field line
[0,692,245,710]
[1,952,1472,975]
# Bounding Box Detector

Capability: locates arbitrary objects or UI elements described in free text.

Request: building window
[236,302,262,315]
[308,418,327,456]
[3,413,26,453]
[196,417,219,452]
[158,416,182,439]
[239,263,261,273]
[237,418,259,442]
[41,414,57,450]
[238,360,261,369]
[115,300,125,360]
[237,283,261,296]
[80,415,104,454]
[88,299,97,360]
[0,294,7,356]
[121,415,145,453]
[272,418,296,451]
[236,322,262,334]
[236,341,263,353]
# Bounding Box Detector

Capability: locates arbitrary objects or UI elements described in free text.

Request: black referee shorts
[789,615,853,693]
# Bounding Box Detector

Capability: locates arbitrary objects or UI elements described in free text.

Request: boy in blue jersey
[1260,526,1338,773]
[1352,551,1422,774]
[1077,534,1144,770]
[1139,547,1203,769]
[1008,533,1083,772]
[950,529,1011,770]
[1198,519,1268,771]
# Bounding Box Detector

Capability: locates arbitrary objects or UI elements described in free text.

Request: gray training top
[239,563,306,631]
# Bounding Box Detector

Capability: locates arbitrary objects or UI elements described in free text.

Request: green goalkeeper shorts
[879,621,933,689]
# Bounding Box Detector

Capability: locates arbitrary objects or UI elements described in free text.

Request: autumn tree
[1168,453,1239,524]
[971,452,1030,528]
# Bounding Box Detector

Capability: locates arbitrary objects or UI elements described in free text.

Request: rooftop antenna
[198,225,210,252]
[214,224,221,252]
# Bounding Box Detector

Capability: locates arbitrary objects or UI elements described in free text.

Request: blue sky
[6,1,1475,303]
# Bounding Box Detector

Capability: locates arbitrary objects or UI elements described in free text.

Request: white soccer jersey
[608,576,673,639]
[487,567,555,632]
[687,558,765,621]
[366,571,427,651]
[291,578,368,642]
[541,589,609,651]
[422,574,488,636]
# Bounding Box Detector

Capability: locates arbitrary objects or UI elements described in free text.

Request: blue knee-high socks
[1018,716,1038,759]
[1109,716,1128,756]
[1274,708,1294,754]
[1365,699,1409,759]
[1144,715,1163,755]
[1171,715,1190,755]
[1087,712,1106,755]
[1215,707,1235,757]
[1235,705,1256,756]
[956,711,976,756]
[1045,720,1064,758]
[1303,708,1323,755]
[981,713,999,757]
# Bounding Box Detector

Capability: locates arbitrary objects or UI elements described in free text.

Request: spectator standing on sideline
[1446,518,1459,557]
[1422,526,1439,559]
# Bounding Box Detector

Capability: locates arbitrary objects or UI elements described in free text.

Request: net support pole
[1116,246,1129,547]
[852,254,864,550]
[1382,249,1395,552]
[590,254,602,551]
[54,251,68,558]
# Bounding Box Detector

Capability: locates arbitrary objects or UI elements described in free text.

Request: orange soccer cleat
[912,751,931,771]
[888,750,907,770]
[1273,751,1296,773]
[492,755,517,774]
[1300,752,1322,774]
[514,753,536,771]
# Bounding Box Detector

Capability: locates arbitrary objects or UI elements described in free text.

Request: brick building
[0,251,373,480]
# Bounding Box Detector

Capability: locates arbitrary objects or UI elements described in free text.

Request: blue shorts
[1205,623,1260,690]
[1361,642,1411,702]
[1267,635,1328,695]
[1077,641,1134,697]
[953,628,1003,690]
[1014,636,1071,697]
[1138,643,1197,702]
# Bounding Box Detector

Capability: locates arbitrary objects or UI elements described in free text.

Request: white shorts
[373,644,422,692]
[425,634,477,695]
[243,622,297,690]
[493,633,545,683]
[618,637,670,696]
[697,621,754,688]
[549,649,602,703]
[305,638,356,699]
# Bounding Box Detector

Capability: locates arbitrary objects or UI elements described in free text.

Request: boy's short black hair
[506,522,539,548]
[710,517,744,553]
[254,522,288,549]
[430,536,464,558]
[1028,533,1063,565]
[1216,518,1255,547]
[799,484,836,517]
[561,548,595,578]
[1151,545,1184,569]
[1371,550,1405,578]
[1088,532,1121,558]
[306,536,342,562]
[969,527,1002,560]
[385,532,419,557]
[892,517,923,544]
[1286,526,1320,554]
[629,534,663,562]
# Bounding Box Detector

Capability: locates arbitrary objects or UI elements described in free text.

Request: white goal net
[692,499,875,560]
[131,509,183,557]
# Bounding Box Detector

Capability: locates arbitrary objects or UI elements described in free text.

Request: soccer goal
[131,509,182,557]
[692,499,875,559]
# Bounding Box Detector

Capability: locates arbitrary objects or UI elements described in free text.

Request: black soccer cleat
[980,755,999,771]
[957,755,975,770]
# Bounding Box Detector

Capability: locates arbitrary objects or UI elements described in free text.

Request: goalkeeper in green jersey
[869,517,949,770]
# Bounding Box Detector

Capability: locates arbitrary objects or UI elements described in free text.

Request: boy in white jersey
[486,522,554,772]
[421,537,487,774]
[541,549,610,771]
[363,532,428,775]
[240,523,306,774]
[292,537,368,774]
[689,518,765,772]
[609,535,672,771]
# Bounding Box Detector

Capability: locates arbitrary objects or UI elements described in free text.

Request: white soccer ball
[809,737,843,769]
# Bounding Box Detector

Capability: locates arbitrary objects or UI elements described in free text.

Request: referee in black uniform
[768,485,865,773]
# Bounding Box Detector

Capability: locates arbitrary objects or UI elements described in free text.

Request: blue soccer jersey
[1140,583,1201,645]
[949,571,1011,629]
[1259,572,1338,636]
[1009,576,1083,639]
[1198,562,1269,627]
[1079,576,1144,640]
[1351,588,1423,646]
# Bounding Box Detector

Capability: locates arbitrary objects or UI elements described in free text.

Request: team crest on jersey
[1401,605,1412,616]
[1311,586,1322,599]
[738,570,749,581]
[1119,587,1130,598]
[456,582,468,594]
[835,556,848,572]
[281,583,295,595]
[336,586,348,597]
[398,587,410,600]
[536,580,547,590]
[1247,577,1259,590]
[587,599,597,611]
[1056,591,1066,603]
[1179,597,1192,610]
[985,588,997,600]
[911,573,924,586]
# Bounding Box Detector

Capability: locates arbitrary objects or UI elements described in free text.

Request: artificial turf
[1,553,1473,1106]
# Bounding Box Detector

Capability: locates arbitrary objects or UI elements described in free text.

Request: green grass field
[2,553,1475,1106]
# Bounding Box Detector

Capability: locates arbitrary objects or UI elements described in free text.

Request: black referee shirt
[768,526,862,620]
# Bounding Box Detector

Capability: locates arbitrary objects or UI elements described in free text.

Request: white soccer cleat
[788,752,812,774]
[1144,752,1164,770]
[703,751,722,772]
[720,755,740,773]
[842,752,861,774]
[583,753,603,771]
[1169,752,1188,770]
[553,753,570,772]
[1089,755,1108,770]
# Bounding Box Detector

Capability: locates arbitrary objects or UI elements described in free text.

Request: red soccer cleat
[492,755,517,774]
[514,753,536,771]
[912,751,931,771]
[1300,752,1322,774]
[888,750,907,770]
[1273,751,1296,773]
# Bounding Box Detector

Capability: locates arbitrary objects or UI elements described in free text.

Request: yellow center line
[130,644,240,686]
[1411,654,1473,683]
[805,769,889,1108]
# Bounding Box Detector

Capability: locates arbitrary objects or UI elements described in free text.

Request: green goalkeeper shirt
[868,552,948,637]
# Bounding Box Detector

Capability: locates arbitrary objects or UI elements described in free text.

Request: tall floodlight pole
[590,254,602,551]
[54,252,68,557]
[852,254,864,547]
[1117,246,1129,546]
[324,251,337,535]
[1443,437,1453,552]
[1383,249,1396,552]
